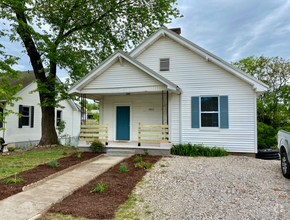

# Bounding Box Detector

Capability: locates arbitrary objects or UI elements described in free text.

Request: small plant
[135,161,152,170]
[75,149,83,158]
[49,159,59,167]
[4,172,26,184]
[119,163,129,173]
[90,180,108,193]
[90,141,105,153]
[133,155,142,162]
[160,164,167,167]
[144,150,149,157]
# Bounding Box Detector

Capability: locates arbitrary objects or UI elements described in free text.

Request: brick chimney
[169,28,181,35]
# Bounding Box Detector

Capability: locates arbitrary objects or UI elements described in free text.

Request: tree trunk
[14,6,59,146]
[38,106,58,146]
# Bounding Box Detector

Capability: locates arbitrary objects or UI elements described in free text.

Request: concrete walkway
[0,155,126,220]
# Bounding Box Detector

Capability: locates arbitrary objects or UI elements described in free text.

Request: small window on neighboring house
[0,107,3,128]
[57,110,62,126]
[160,58,170,71]
[18,105,34,128]
[22,106,30,126]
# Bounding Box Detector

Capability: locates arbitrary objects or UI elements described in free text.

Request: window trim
[56,110,62,127]
[160,58,170,71]
[22,106,31,127]
[199,96,220,129]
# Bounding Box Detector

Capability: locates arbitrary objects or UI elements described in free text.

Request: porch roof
[68,50,182,99]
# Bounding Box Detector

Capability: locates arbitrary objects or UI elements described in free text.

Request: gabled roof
[68,50,182,94]
[130,27,269,94]
[3,70,79,111]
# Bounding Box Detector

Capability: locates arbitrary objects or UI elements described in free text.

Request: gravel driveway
[133,155,290,219]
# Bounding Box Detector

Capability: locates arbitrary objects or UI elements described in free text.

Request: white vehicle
[277,130,290,178]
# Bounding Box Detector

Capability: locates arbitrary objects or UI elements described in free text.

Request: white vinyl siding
[102,94,162,142]
[3,82,80,144]
[135,36,257,153]
[84,59,163,90]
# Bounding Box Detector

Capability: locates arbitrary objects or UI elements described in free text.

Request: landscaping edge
[22,153,105,192]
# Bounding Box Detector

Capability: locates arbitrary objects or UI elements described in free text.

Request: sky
[2,0,290,81]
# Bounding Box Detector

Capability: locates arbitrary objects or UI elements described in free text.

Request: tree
[0,0,182,145]
[0,34,23,129]
[233,55,290,149]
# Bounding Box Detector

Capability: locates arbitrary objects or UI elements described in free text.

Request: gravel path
[133,155,290,219]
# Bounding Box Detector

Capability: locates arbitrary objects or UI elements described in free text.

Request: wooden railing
[79,122,108,145]
[138,122,168,146]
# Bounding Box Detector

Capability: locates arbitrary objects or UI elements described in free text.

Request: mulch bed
[48,155,162,219]
[0,152,102,201]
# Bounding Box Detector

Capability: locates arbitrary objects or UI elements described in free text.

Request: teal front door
[116,106,130,140]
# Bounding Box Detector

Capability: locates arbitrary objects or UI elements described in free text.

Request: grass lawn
[0,146,76,179]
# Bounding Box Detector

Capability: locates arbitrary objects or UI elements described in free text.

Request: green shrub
[135,161,153,169]
[171,143,228,157]
[133,155,142,162]
[90,141,105,153]
[90,180,108,193]
[49,159,60,167]
[257,122,277,149]
[119,163,129,173]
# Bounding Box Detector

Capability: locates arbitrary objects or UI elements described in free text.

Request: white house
[0,71,81,147]
[68,27,268,154]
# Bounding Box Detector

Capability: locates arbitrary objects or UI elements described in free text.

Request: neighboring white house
[68,27,268,154]
[0,71,81,147]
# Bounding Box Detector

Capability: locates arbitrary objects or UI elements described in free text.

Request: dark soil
[0,152,102,201]
[48,155,162,219]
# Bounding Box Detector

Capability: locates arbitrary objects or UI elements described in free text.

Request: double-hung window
[57,110,62,126]
[200,97,219,127]
[191,96,229,129]
[22,106,31,127]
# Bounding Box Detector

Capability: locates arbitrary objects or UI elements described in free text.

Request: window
[0,107,3,128]
[160,58,169,71]
[57,110,62,126]
[191,96,228,129]
[22,106,30,126]
[200,97,219,127]
[18,105,34,128]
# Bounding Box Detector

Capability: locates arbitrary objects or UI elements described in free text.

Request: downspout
[179,93,182,144]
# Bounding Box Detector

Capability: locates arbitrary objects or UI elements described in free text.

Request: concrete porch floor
[79,141,172,156]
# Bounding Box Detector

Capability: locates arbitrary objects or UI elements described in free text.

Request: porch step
[105,149,135,157]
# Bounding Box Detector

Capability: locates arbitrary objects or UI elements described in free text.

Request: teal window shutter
[220,96,229,128]
[191,96,199,128]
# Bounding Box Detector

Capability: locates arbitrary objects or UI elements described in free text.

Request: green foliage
[90,180,108,193]
[144,150,149,157]
[49,159,60,167]
[257,122,277,149]
[232,56,290,129]
[133,155,142,162]
[75,150,83,158]
[171,143,228,157]
[90,141,105,153]
[119,163,129,173]
[3,172,26,184]
[134,161,153,170]
[56,120,66,137]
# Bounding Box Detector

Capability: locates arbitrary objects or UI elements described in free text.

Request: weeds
[49,159,60,167]
[119,163,129,173]
[133,155,142,162]
[90,180,108,193]
[171,143,228,157]
[160,164,167,167]
[4,172,26,184]
[135,161,153,170]
[144,150,149,157]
